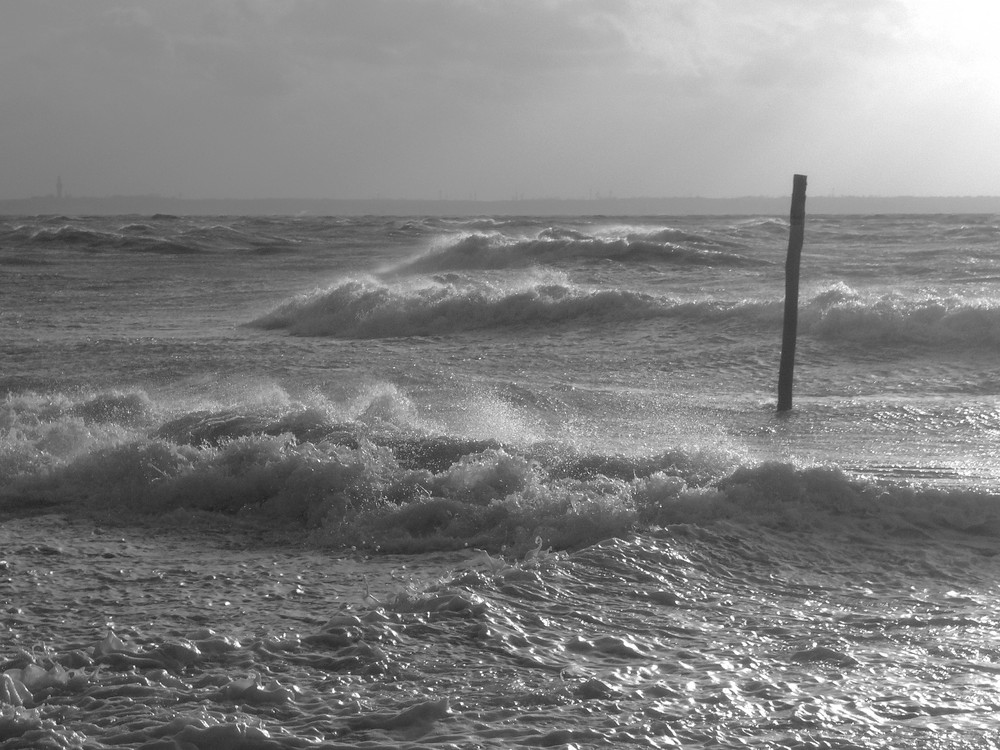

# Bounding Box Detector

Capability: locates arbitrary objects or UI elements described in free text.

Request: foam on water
[5,213,1000,747]
[5,388,1000,558]
[803,283,1000,348]
[249,273,675,338]
[251,266,1000,352]
[3,511,1000,748]
[387,227,766,274]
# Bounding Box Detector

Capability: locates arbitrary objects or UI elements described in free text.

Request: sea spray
[803,284,1000,348]
[250,272,1000,350]
[249,274,670,338]
[386,227,765,274]
[6,213,1000,748]
[6,387,1000,556]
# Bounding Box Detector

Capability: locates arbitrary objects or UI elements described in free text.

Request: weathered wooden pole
[777,174,807,412]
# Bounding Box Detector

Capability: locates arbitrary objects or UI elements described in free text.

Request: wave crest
[390,229,764,274]
[250,276,666,338]
[804,284,1000,347]
[5,388,1000,553]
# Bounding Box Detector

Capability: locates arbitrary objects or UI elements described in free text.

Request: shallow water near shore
[3,213,1000,747]
[5,512,1000,749]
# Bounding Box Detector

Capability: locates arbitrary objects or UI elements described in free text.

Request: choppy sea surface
[2,213,1000,748]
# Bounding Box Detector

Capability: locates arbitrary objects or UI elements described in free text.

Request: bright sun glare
[910,1,1000,73]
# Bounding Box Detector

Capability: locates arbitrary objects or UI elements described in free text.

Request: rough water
[2,213,1000,748]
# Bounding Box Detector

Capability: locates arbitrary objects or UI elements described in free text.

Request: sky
[2,0,999,201]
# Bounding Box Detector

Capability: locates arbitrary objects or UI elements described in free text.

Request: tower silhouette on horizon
[56,176,63,199]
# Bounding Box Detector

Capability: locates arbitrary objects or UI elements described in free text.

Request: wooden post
[777,174,807,412]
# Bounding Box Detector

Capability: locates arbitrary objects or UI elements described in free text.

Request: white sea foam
[4,387,999,555]
[250,273,670,337]
[5,214,1000,748]
[803,284,1000,347]
[385,227,765,274]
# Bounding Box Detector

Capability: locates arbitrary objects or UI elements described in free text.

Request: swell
[250,276,1000,350]
[803,283,1000,348]
[2,220,298,255]
[389,229,766,274]
[9,224,205,255]
[248,276,677,338]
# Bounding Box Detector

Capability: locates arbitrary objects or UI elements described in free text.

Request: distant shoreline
[2,194,999,216]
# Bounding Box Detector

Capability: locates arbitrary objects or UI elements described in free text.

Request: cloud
[283,0,627,71]
[1,0,998,199]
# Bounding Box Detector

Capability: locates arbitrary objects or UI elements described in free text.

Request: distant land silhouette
[2,194,999,216]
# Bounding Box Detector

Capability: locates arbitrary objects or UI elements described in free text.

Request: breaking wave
[249,275,673,337]
[3,387,999,554]
[249,276,1000,349]
[803,283,1000,348]
[389,229,765,273]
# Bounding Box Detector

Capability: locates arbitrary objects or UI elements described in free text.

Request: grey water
[2,213,1000,748]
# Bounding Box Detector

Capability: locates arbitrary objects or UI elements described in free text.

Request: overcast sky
[2,0,998,201]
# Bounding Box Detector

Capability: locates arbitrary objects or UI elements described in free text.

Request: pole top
[789,175,807,222]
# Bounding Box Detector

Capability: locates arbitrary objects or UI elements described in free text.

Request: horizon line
[6,193,1000,202]
[4,193,999,218]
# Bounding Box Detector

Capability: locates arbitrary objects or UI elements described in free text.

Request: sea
[1,212,1000,748]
